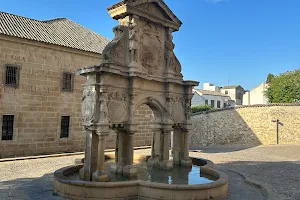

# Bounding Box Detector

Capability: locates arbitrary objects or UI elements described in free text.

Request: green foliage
[266,73,275,84]
[265,69,300,103]
[191,105,213,113]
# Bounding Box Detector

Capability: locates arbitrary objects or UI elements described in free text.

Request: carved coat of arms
[140,24,163,75]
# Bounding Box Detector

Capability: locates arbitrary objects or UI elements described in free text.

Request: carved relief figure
[185,99,191,120]
[100,93,109,122]
[129,16,139,64]
[82,87,96,125]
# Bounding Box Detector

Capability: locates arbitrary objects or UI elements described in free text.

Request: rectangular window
[225,90,228,95]
[217,101,221,108]
[223,103,227,108]
[205,100,208,105]
[5,65,19,87]
[60,116,70,138]
[2,115,14,140]
[211,100,215,108]
[62,72,73,92]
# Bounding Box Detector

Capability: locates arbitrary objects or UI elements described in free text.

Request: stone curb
[228,169,269,199]
[0,146,151,163]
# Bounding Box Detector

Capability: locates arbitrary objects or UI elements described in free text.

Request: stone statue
[129,16,139,64]
[165,28,175,69]
[102,25,126,62]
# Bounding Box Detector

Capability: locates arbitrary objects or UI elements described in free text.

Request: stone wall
[105,104,154,149]
[0,36,154,158]
[190,104,300,147]
[0,35,101,158]
[133,104,154,147]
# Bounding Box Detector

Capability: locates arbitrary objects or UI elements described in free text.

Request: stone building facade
[0,12,154,158]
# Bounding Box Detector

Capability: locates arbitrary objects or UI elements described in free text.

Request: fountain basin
[53,156,228,200]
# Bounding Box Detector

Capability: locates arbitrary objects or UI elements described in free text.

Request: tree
[265,69,300,103]
[266,73,275,84]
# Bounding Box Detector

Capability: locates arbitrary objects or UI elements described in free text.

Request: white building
[243,82,269,105]
[203,83,221,92]
[219,85,246,105]
[192,89,235,108]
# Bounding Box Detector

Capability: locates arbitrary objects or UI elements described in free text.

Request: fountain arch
[76,0,199,182]
[53,1,229,199]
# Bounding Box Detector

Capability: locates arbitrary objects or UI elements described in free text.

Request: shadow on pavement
[216,160,300,200]
[190,145,258,153]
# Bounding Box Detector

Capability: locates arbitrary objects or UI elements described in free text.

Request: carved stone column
[180,127,192,167]
[173,127,184,165]
[123,129,137,177]
[92,128,109,182]
[147,128,162,167]
[81,128,92,181]
[159,128,173,170]
[111,129,125,174]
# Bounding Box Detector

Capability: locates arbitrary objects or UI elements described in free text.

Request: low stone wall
[190,104,300,147]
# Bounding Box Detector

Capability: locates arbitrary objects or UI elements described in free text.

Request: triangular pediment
[108,0,182,30]
[135,2,173,21]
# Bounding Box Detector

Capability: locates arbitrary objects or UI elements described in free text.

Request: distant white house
[192,89,235,109]
[219,85,246,105]
[243,82,269,105]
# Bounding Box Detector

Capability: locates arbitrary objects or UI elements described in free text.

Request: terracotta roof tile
[221,85,240,89]
[194,89,229,97]
[0,11,110,54]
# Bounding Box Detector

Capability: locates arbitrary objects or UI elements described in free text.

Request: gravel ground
[1,145,299,200]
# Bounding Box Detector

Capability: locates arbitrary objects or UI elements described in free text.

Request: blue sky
[1,0,300,90]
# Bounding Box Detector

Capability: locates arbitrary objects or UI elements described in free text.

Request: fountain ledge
[53,158,228,200]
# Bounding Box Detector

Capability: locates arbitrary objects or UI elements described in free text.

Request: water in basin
[68,160,217,185]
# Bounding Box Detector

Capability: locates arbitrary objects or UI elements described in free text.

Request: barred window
[211,100,215,108]
[62,72,73,92]
[60,116,70,138]
[205,100,208,105]
[5,65,19,87]
[217,101,221,108]
[2,115,14,140]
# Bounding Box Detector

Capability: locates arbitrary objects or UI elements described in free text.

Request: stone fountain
[53,1,228,199]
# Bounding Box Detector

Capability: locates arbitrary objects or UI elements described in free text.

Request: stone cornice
[76,64,192,86]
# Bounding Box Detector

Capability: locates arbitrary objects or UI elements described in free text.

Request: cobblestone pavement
[1,145,299,200]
